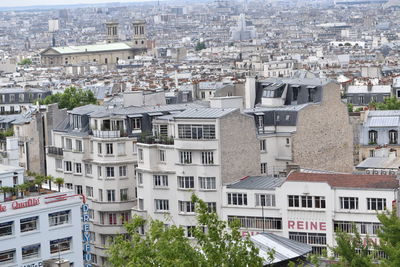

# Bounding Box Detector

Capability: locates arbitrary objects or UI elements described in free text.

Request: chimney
[367,81,373,92]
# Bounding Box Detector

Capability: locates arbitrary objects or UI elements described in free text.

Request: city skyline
[0,0,159,8]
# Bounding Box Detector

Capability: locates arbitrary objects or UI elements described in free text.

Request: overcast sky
[0,0,156,7]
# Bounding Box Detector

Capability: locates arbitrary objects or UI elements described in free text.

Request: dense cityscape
[2,0,400,266]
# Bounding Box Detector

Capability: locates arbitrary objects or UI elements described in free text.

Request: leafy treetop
[38,87,97,110]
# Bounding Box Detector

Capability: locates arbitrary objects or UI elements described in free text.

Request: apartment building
[134,107,261,235]
[359,110,400,162]
[222,172,398,256]
[0,192,83,267]
[45,103,203,266]
[245,77,354,174]
[0,88,50,115]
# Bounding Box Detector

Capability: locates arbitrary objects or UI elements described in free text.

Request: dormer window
[389,130,397,144]
[368,130,377,144]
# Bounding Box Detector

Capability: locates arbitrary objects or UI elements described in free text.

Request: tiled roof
[287,172,398,189]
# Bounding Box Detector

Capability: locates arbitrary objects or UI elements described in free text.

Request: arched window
[389,130,398,144]
[369,130,377,144]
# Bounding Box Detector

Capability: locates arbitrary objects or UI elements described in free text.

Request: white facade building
[222,172,399,256]
[0,192,83,267]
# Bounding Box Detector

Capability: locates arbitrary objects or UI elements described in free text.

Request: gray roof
[244,103,310,113]
[0,88,47,93]
[366,116,400,127]
[259,77,332,87]
[227,176,285,190]
[69,104,105,116]
[356,156,400,169]
[250,233,312,265]
[173,108,237,119]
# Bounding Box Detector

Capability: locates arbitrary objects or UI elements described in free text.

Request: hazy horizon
[0,0,160,8]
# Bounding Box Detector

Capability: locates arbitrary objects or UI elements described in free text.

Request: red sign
[12,198,40,209]
[0,204,6,212]
[288,220,327,231]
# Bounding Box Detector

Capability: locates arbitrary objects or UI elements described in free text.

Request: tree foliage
[18,58,32,65]
[38,87,97,110]
[195,42,206,51]
[107,195,264,267]
[376,210,400,267]
[376,97,400,110]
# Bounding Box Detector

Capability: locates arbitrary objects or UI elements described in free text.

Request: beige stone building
[40,20,147,66]
[244,77,354,174]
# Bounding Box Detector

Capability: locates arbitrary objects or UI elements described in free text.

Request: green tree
[54,177,64,192]
[376,210,400,266]
[107,195,264,267]
[347,103,354,113]
[332,225,376,267]
[18,58,32,65]
[195,42,206,51]
[376,97,400,110]
[38,87,97,110]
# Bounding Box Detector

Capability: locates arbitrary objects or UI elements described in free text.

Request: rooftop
[227,176,285,190]
[173,108,237,119]
[287,172,399,189]
[48,42,134,55]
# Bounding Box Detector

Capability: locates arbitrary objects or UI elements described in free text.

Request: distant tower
[132,20,147,49]
[106,22,119,43]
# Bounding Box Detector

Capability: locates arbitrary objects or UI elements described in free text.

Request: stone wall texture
[292,82,354,173]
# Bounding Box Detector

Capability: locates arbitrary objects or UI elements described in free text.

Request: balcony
[92,130,121,138]
[47,146,63,156]
[138,135,174,145]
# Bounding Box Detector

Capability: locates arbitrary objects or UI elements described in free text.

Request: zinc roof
[227,176,285,190]
[173,108,237,119]
[366,116,400,127]
[51,42,133,55]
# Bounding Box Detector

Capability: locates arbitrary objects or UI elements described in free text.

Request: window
[138,148,143,161]
[74,163,82,174]
[154,175,168,187]
[179,201,195,213]
[286,138,290,145]
[106,143,113,154]
[255,194,276,207]
[207,202,217,213]
[75,140,82,152]
[49,210,71,226]
[159,149,166,162]
[98,143,102,154]
[334,221,382,235]
[370,150,375,157]
[340,197,359,210]
[228,216,282,230]
[201,151,214,164]
[288,195,300,207]
[227,193,248,206]
[301,196,313,208]
[261,163,267,174]
[117,143,125,155]
[107,190,116,202]
[180,151,192,164]
[119,166,127,177]
[50,237,72,254]
[289,232,326,255]
[132,118,141,129]
[64,161,72,172]
[285,115,290,121]
[85,164,92,176]
[389,130,397,144]
[98,166,102,178]
[99,189,103,202]
[186,226,195,238]
[369,130,377,144]
[22,244,40,260]
[108,213,117,225]
[56,159,62,170]
[86,186,94,198]
[260,140,266,151]
[65,183,72,189]
[0,221,13,237]
[65,138,72,150]
[137,172,143,186]
[199,177,216,190]
[121,212,130,223]
[0,249,15,264]
[314,196,326,209]
[359,96,364,104]
[20,217,38,232]
[120,188,128,201]
[155,199,169,211]
[106,167,115,178]
[178,176,194,189]
[75,185,83,194]
[178,124,216,139]
[367,198,386,211]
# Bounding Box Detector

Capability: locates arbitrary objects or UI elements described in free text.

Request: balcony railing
[47,146,63,156]
[138,135,174,145]
[93,130,121,138]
